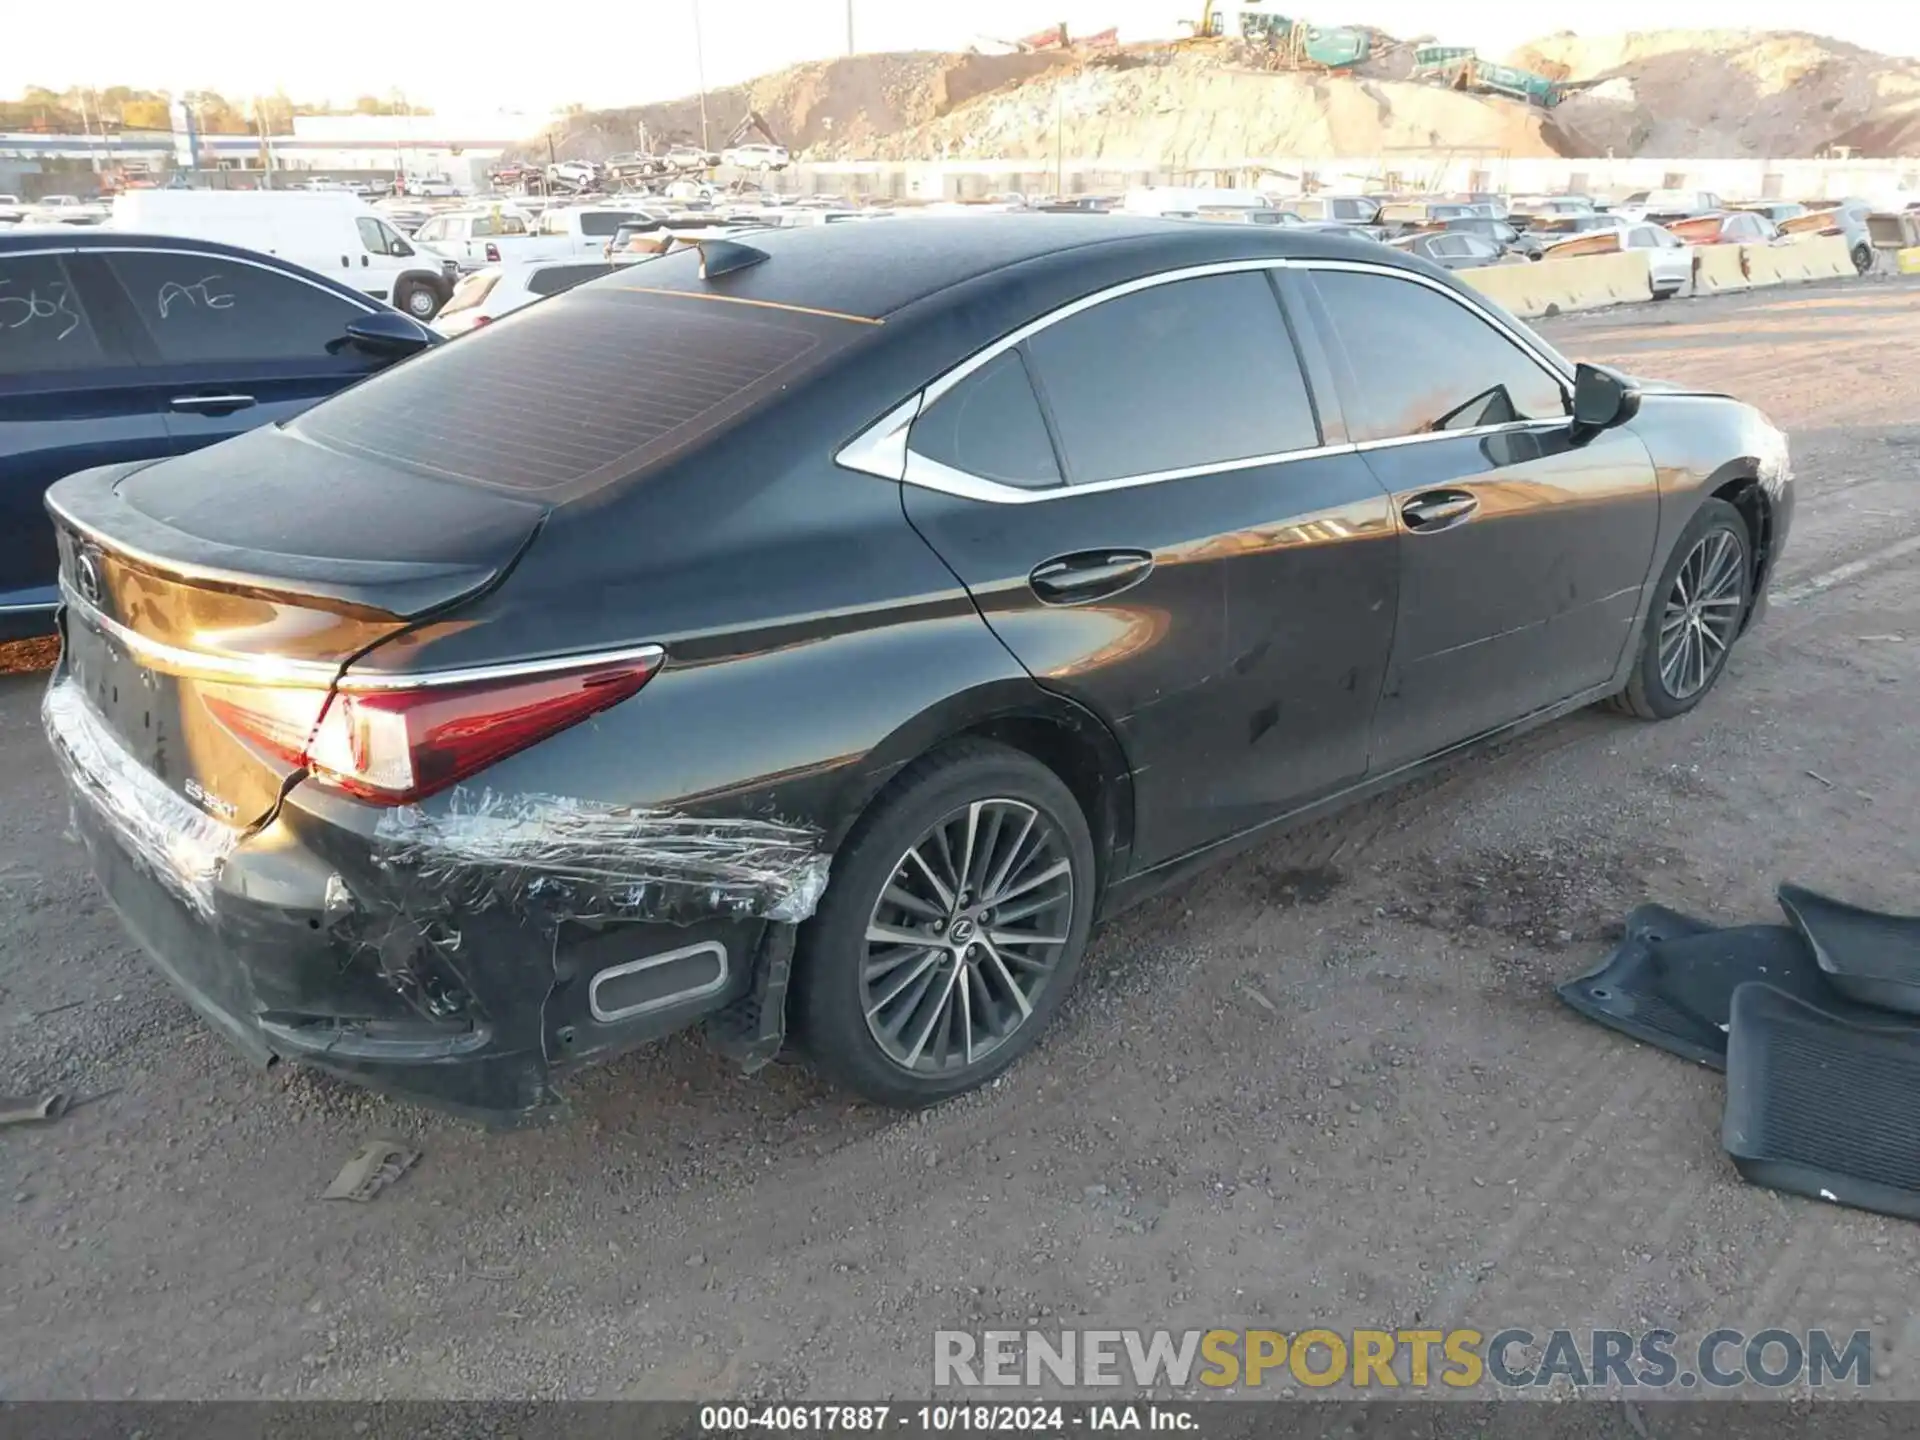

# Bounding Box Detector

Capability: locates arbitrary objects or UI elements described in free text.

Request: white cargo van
[109,190,457,319]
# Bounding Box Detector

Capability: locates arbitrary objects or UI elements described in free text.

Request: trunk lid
[47,427,546,832]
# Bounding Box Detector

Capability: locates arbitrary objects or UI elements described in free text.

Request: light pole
[846,0,855,55]
[692,0,710,151]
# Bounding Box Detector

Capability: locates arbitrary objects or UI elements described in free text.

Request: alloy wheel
[860,798,1076,1076]
[1657,528,1745,701]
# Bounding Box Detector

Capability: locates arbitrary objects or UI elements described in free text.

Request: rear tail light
[485,242,501,262]
[209,653,661,805]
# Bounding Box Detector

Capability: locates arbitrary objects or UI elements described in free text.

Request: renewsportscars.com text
[933,1328,1873,1390]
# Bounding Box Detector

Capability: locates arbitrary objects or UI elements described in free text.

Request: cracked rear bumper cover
[47,680,829,1123]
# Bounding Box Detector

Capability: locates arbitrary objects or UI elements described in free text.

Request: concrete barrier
[1461,250,1652,319]
[1691,244,1752,294]
[1750,234,1854,282]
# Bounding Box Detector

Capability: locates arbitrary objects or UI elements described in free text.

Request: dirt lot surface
[4,279,1920,1402]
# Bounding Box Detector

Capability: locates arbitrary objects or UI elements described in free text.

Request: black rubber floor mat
[1724,982,1920,1221]
[1558,908,1828,1070]
[1778,882,1920,1016]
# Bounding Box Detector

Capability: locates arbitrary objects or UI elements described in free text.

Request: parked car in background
[1377,200,1482,233]
[1732,201,1808,226]
[27,195,109,225]
[1780,200,1876,273]
[1514,195,1599,218]
[1441,216,1528,256]
[0,195,27,224]
[433,259,622,335]
[1621,222,1694,296]
[524,204,663,260]
[1618,189,1727,222]
[1288,194,1382,226]
[723,143,791,171]
[109,189,456,320]
[1512,212,1631,258]
[1389,230,1519,269]
[410,206,541,272]
[1668,211,1779,246]
[664,143,719,169]
[41,217,1790,1121]
[398,174,462,199]
[0,231,435,638]
[544,161,600,191]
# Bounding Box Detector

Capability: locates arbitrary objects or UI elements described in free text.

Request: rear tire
[792,740,1097,1108]
[1610,498,1752,720]
[1852,243,1874,276]
[396,281,439,321]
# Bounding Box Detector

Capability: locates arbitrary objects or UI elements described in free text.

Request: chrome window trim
[588,941,729,1023]
[833,255,1575,504]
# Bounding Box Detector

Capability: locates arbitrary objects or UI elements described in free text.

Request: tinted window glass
[525,263,615,297]
[1024,272,1319,484]
[294,286,840,496]
[107,252,370,363]
[910,351,1060,489]
[0,253,107,374]
[579,212,636,237]
[1311,270,1566,440]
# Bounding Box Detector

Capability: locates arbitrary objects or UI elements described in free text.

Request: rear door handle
[169,393,257,416]
[1400,489,1479,532]
[1029,550,1154,605]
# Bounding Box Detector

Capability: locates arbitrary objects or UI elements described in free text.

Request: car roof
[612,214,1422,321]
[0,229,325,261]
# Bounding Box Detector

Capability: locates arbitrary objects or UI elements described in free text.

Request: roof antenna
[695,237,770,279]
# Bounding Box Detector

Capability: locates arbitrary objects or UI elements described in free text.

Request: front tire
[1612,498,1752,720]
[1852,242,1874,276]
[792,740,1097,1107]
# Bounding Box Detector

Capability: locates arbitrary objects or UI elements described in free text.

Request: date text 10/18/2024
[700,1406,1190,1433]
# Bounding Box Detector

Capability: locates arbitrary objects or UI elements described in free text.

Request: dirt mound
[1516,29,1920,157]
[533,50,1068,162]
[533,28,1920,167]
[837,51,1570,163]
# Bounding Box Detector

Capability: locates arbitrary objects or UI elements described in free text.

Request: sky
[4,0,1917,116]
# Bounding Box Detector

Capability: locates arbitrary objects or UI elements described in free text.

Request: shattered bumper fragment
[45,677,832,1121]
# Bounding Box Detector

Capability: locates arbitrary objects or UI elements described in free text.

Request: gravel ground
[4,278,1920,1402]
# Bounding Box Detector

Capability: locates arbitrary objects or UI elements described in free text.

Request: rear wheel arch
[824,686,1135,898]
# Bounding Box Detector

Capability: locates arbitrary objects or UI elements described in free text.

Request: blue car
[1,231,437,639]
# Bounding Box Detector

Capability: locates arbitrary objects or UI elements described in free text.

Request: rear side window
[0,253,107,374]
[105,251,371,363]
[1308,270,1567,440]
[526,263,615,297]
[579,212,634,237]
[293,286,843,497]
[910,351,1060,489]
[1023,271,1320,484]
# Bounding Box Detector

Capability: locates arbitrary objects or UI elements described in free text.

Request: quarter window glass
[106,252,370,363]
[910,350,1061,489]
[1024,272,1320,483]
[0,253,106,373]
[1311,270,1567,439]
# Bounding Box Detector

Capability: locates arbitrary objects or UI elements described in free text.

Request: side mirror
[343,310,436,360]
[1571,362,1640,437]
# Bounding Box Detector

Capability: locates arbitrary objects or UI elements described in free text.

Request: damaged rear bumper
[46,677,829,1123]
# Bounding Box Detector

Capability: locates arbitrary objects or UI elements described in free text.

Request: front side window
[579,212,634,237]
[1023,271,1320,484]
[105,252,370,364]
[413,217,447,241]
[1309,269,1567,440]
[0,253,107,374]
[909,350,1061,490]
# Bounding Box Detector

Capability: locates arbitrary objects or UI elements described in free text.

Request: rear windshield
[292,282,863,498]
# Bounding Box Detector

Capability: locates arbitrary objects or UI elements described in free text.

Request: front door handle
[169,393,257,416]
[1400,489,1479,532]
[1029,550,1154,605]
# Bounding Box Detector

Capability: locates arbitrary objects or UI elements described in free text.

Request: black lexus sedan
[42,216,1792,1121]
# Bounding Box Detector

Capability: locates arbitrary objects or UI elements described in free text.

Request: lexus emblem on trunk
[74,548,104,606]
